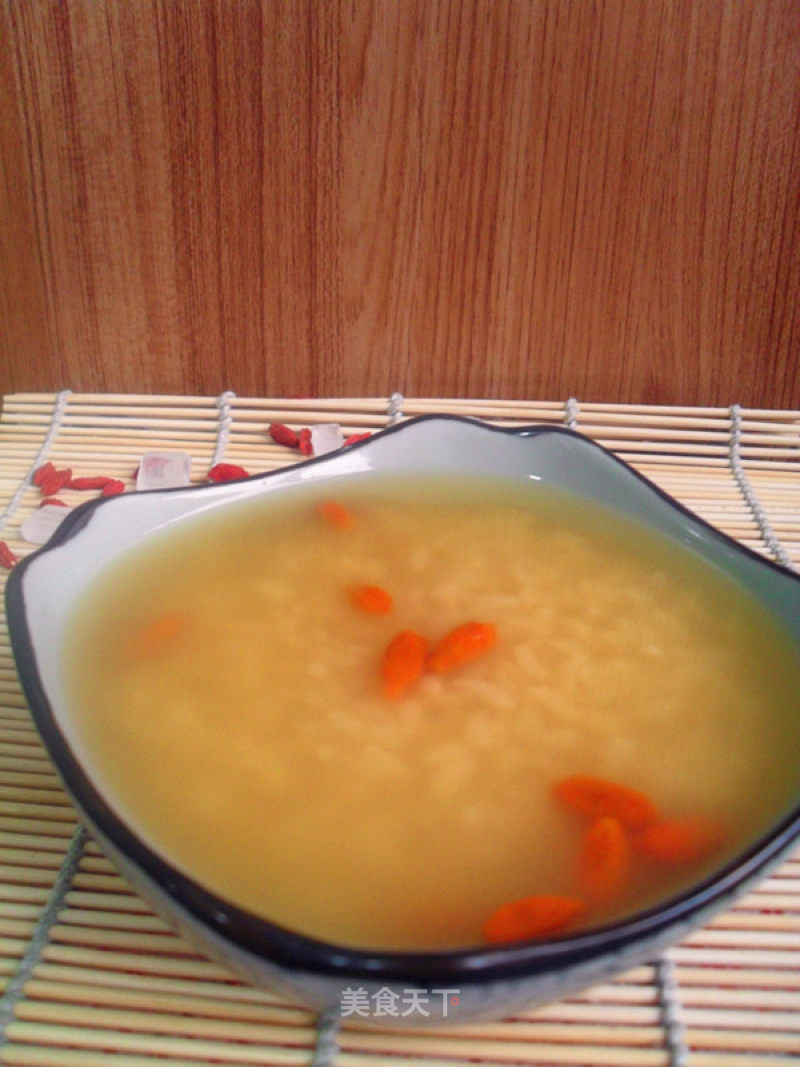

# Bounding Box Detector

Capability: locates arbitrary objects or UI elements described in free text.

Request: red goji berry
[67,476,116,490]
[39,498,68,508]
[344,432,371,447]
[40,468,72,496]
[298,428,313,456]
[101,479,126,496]
[269,422,300,448]
[427,622,497,675]
[381,630,429,699]
[552,776,658,830]
[207,463,249,483]
[33,462,56,487]
[0,541,19,569]
[482,895,585,943]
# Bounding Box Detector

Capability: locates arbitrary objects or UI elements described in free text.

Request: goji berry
[269,422,300,448]
[207,463,249,483]
[0,541,19,569]
[344,432,371,447]
[427,622,497,675]
[298,428,313,456]
[101,479,126,496]
[127,613,188,659]
[317,500,354,530]
[577,816,632,905]
[553,776,658,829]
[349,584,393,614]
[39,498,68,508]
[68,476,116,490]
[381,630,429,699]
[33,462,56,487]
[635,815,726,866]
[482,895,585,943]
[40,468,72,496]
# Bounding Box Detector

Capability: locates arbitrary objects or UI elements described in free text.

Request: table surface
[1,392,799,1066]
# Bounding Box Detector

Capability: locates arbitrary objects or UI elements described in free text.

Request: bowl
[7,415,800,1024]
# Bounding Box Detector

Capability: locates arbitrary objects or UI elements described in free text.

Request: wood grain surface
[1,0,798,406]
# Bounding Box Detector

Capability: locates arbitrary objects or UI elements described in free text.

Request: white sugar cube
[20,506,74,545]
[136,452,193,491]
[310,423,344,456]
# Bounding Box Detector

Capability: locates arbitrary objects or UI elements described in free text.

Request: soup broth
[63,475,800,949]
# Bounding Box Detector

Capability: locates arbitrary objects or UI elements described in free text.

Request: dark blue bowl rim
[6,414,800,985]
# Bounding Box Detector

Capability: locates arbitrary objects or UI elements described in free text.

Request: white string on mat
[0,388,72,536]
[311,1007,341,1067]
[211,390,237,468]
[0,825,89,1041]
[0,390,90,1040]
[728,404,795,571]
[655,953,689,1067]
[564,396,579,430]
[387,391,404,425]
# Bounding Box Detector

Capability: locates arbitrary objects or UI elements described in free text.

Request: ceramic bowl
[7,415,800,1024]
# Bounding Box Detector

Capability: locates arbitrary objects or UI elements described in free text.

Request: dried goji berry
[344,432,371,447]
[101,479,126,496]
[40,468,72,496]
[269,422,300,448]
[68,476,116,490]
[207,463,249,483]
[33,462,56,487]
[39,498,68,508]
[298,428,313,456]
[0,541,19,569]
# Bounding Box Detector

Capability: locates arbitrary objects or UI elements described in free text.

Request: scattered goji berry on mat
[101,479,126,496]
[482,895,585,943]
[552,775,658,829]
[39,467,72,496]
[207,463,249,483]
[0,541,19,569]
[381,630,429,699]
[68,476,117,491]
[349,584,393,614]
[269,423,300,448]
[317,499,355,530]
[39,498,67,507]
[577,816,632,905]
[635,815,726,866]
[298,428,313,455]
[33,462,56,487]
[427,622,497,675]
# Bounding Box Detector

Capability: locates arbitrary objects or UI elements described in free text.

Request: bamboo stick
[0,1045,233,1067]
[30,962,295,1005]
[20,980,313,1026]
[12,1002,320,1048]
[47,925,197,956]
[39,944,233,981]
[2,1022,311,1064]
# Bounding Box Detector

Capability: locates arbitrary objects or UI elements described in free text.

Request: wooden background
[1,0,798,407]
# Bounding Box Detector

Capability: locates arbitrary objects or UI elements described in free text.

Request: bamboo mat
[1,391,799,1067]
